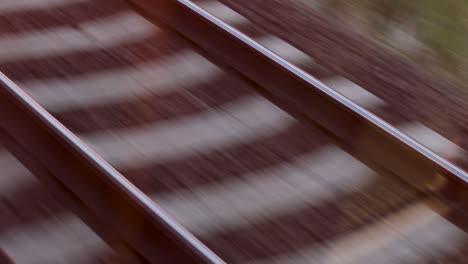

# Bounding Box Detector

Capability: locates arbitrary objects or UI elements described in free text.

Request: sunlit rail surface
[0,0,467,263]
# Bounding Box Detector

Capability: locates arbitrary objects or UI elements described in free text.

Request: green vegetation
[319,0,468,80]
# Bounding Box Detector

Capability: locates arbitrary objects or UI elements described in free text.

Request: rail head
[1,0,466,261]
[130,0,467,190]
[0,73,224,264]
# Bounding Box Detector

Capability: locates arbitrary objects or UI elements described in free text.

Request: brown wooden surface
[130,0,467,193]
[0,73,223,264]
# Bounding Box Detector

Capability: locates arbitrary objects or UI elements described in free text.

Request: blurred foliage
[319,0,468,78]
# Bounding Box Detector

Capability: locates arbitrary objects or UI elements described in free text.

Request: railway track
[0,0,467,263]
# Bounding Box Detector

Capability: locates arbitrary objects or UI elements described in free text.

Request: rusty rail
[0,73,224,263]
[1,0,467,262]
[130,0,468,196]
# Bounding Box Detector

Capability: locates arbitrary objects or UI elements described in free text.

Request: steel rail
[130,0,467,194]
[0,73,224,264]
[0,248,13,264]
